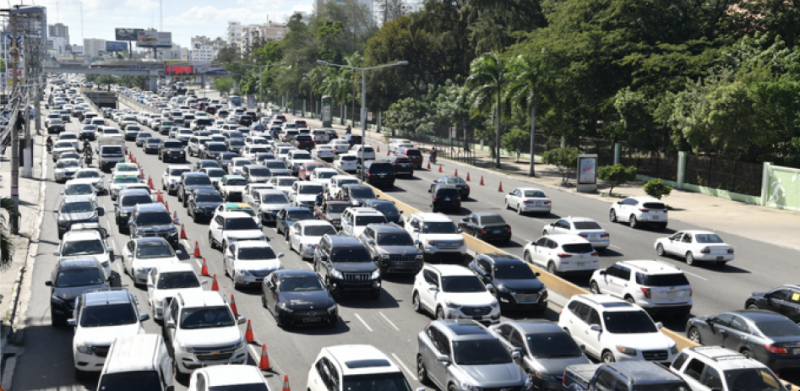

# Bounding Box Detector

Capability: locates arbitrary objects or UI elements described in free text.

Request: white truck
[97,137,126,172]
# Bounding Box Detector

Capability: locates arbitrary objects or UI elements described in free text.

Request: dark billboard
[105,41,128,52]
[115,28,144,41]
[165,65,193,75]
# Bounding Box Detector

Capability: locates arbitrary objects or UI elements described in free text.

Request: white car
[340,207,387,238]
[589,260,693,316]
[111,162,143,179]
[121,237,181,285]
[310,129,331,144]
[504,187,551,215]
[609,196,669,230]
[74,168,106,193]
[308,168,338,191]
[288,220,337,259]
[55,229,113,279]
[109,174,144,201]
[327,175,360,200]
[411,264,500,323]
[211,202,262,228]
[52,140,76,157]
[268,175,298,195]
[228,157,251,175]
[312,145,336,161]
[522,234,599,275]
[241,145,269,161]
[347,144,376,161]
[57,132,81,150]
[223,240,284,288]
[208,211,267,251]
[405,212,466,262]
[307,345,411,391]
[388,139,413,152]
[276,146,295,161]
[188,365,271,391]
[329,139,351,154]
[219,175,249,202]
[62,179,99,201]
[654,230,734,266]
[333,154,359,172]
[161,165,192,195]
[542,216,610,250]
[146,263,205,321]
[288,181,325,208]
[54,159,82,183]
[558,294,678,363]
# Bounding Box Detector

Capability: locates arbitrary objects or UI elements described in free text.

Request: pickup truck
[97,137,126,172]
[563,362,691,391]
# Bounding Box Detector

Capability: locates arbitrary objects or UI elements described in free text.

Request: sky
[27,0,313,48]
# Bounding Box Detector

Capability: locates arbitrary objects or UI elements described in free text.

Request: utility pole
[9,13,19,233]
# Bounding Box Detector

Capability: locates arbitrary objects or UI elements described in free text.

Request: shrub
[542,147,579,184]
[644,178,673,199]
[597,164,637,195]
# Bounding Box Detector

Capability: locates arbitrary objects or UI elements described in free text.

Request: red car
[298,162,325,181]
[206,106,217,115]
[396,147,423,169]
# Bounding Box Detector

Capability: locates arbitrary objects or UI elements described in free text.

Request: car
[312,144,336,161]
[430,184,462,213]
[654,230,734,266]
[261,270,337,326]
[223,241,284,288]
[55,195,101,239]
[340,207,387,238]
[357,223,423,274]
[241,164,271,183]
[363,199,403,225]
[111,162,144,179]
[193,159,223,172]
[386,154,414,177]
[288,181,325,208]
[188,365,271,391]
[174,128,194,144]
[176,172,215,206]
[503,187,551,215]
[246,188,291,224]
[262,159,291,177]
[275,207,316,238]
[219,175,248,202]
[359,160,395,188]
[227,157,251,176]
[61,179,99,202]
[52,141,77,162]
[200,167,227,189]
[298,162,325,181]
[55,227,114,279]
[347,144,375,162]
[135,131,153,147]
[327,175,359,200]
[114,188,155,229]
[123,125,142,141]
[287,150,314,175]
[388,138,414,153]
[73,168,106,193]
[252,152,276,165]
[669,346,786,391]
[161,165,192,195]
[313,234,381,299]
[212,202,262,228]
[338,184,378,207]
[430,175,470,198]
[288,220,337,259]
[469,253,548,311]
[405,212,466,262]
[200,141,228,159]
[412,264,500,323]
[458,212,512,243]
[330,139,351,154]
[685,310,800,371]
[589,260,693,316]
[268,175,299,195]
[226,138,246,155]
[146,263,205,320]
[121,237,181,285]
[489,320,590,390]
[70,288,148,378]
[294,134,315,151]
[417,320,530,391]
[522,234,599,275]
[216,151,239,171]
[307,345,412,391]
[542,216,610,250]
[208,211,267,251]
[54,158,82,183]
[745,285,800,324]
[313,201,348,230]
[77,124,96,140]
[46,118,66,134]
[187,135,211,157]
[128,204,180,247]
[157,139,186,163]
[187,189,224,223]
[609,196,669,230]
[45,257,112,326]
[143,137,161,154]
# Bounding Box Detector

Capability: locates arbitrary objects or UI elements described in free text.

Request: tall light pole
[234,61,286,109]
[317,59,408,182]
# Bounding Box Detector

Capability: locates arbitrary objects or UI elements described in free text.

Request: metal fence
[685,155,763,196]
[620,151,679,181]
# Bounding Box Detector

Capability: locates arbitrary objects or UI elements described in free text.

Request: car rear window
[369,164,394,174]
[296,135,312,141]
[405,149,421,157]
[637,273,690,286]
[642,202,666,209]
[435,188,459,197]
[561,243,595,253]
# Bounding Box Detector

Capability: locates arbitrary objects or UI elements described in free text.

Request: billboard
[105,41,128,52]
[115,28,144,41]
[165,65,193,75]
[137,31,172,48]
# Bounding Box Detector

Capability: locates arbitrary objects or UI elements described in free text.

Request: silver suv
[417,320,530,391]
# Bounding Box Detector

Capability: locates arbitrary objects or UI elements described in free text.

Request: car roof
[684,346,768,370]
[411,213,452,222]
[58,257,102,269]
[133,237,171,245]
[192,188,219,195]
[348,207,381,215]
[297,220,334,228]
[506,320,564,334]
[436,320,493,339]
[154,263,195,273]
[480,253,524,265]
[675,229,717,235]
[616,260,684,275]
[202,365,267,387]
[103,335,164,374]
[219,211,253,219]
[167,165,192,170]
[626,196,664,203]
[223,175,246,180]
[369,223,405,233]
[82,288,132,307]
[63,195,94,203]
[135,203,168,213]
[233,241,272,249]
[62,229,102,241]
[731,309,793,322]
[178,290,227,308]
[325,235,362,246]
[323,345,402,376]
[562,216,597,223]
[574,294,641,312]
[543,234,592,245]
[426,264,474,276]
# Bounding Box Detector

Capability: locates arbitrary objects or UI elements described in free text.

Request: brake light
[464,185,470,190]
[590,251,598,256]
[507,227,512,232]
[766,345,788,354]
[434,195,440,201]
[544,201,552,205]
[578,234,588,238]
[367,173,371,178]
[663,210,668,213]
[728,248,734,254]
[556,253,572,258]
[481,228,487,235]
[455,196,461,201]
[639,208,649,212]
[641,287,652,299]
[523,200,535,204]
[601,234,610,238]
[700,247,710,254]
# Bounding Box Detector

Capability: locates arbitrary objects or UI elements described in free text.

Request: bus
[229,95,243,107]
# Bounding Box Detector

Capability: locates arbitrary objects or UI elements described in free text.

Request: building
[241,21,289,54]
[227,21,243,52]
[191,36,227,62]
[83,38,106,58]
[48,23,70,45]
[47,36,68,54]
[161,44,188,60]
[373,0,421,26]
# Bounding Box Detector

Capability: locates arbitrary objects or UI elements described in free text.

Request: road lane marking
[610,244,622,250]
[391,353,418,381]
[354,313,373,332]
[531,218,546,224]
[682,271,708,281]
[379,312,400,331]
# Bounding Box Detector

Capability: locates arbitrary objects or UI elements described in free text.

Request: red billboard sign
[165,65,193,75]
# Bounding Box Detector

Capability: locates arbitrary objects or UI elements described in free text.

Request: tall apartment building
[191,36,227,62]
[373,0,421,26]
[227,21,243,51]
[47,36,68,54]
[48,23,70,45]
[83,38,106,57]
[241,21,289,54]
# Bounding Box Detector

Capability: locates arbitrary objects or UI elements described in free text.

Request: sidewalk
[273,104,800,252]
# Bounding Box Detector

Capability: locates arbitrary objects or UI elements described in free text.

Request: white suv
[307,345,414,391]
[609,196,668,230]
[222,240,284,288]
[341,207,388,238]
[522,234,599,275]
[163,291,248,377]
[558,294,678,364]
[161,165,192,195]
[405,213,466,262]
[669,346,786,391]
[412,264,500,324]
[146,263,206,321]
[208,211,267,251]
[589,260,693,317]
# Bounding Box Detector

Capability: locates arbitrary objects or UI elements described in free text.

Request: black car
[360,161,395,188]
[47,119,65,134]
[686,310,800,371]
[339,184,378,207]
[128,203,179,247]
[363,199,403,225]
[114,188,155,230]
[193,159,222,172]
[237,116,252,126]
[45,257,112,326]
[343,134,362,147]
[458,212,512,243]
[262,270,338,327]
[469,253,548,311]
[745,285,800,324]
[386,154,414,177]
[177,172,216,206]
[430,175,470,198]
[294,135,315,151]
[187,188,224,223]
[216,152,238,170]
[226,139,246,154]
[313,235,381,299]
[431,184,461,213]
[157,138,186,163]
[201,141,228,159]
[358,223,423,274]
[275,207,316,238]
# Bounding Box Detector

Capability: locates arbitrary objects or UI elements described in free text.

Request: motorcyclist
[83,140,91,152]
[46,136,53,152]
[430,147,437,165]
[345,125,351,135]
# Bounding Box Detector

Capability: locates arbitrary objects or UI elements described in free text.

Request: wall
[763,163,800,212]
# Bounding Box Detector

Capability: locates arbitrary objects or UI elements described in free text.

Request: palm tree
[466,52,507,168]
[0,198,18,267]
[505,55,542,177]
[304,67,328,117]
[343,53,363,127]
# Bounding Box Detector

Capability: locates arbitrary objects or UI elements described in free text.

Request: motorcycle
[84,151,93,166]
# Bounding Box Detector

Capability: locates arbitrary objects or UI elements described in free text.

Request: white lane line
[531,218,546,224]
[379,312,400,331]
[683,271,709,281]
[195,259,204,269]
[610,244,622,250]
[391,353,418,382]
[181,239,192,250]
[354,313,373,332]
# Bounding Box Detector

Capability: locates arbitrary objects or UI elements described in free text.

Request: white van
[97,334,173,391]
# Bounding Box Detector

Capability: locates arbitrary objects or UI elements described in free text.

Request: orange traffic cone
[377,145,380,152]
[438,164,442,173]
[480,176,484,186]
[173,211,178,221]
[230,294,238,317]
[148,176,154,190]
[211,274,219,291]
[281,375,290,391]
[193,241,201,257]
[454,169,458,177]
[180,223,187,239]
[466,172,471,181]
[427,161,431,169]
[245,320,254,343]
[165,201,169,213]
[258,344,271,370]
[201,258,209,276]
[498,181,503,192]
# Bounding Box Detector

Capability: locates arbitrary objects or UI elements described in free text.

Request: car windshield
[237,246,277,260]
[315,171,336,179]
[280,275,324,292]
[695,234,724,243]
[561,243,595,253]
[526,332,584,358]
[340,373,412,391]
[137,133,152,138]
[266,161,287,169]
[59,134,77,140]
[196,193,223,203]
[350,187,376,198]
[178,129,193,135]
[223,217,258,230]
[330,247,372,262]
[226,178,247,186]
[441,276,486,292]
[114,176,140,184]
[277,179,297,187]
[230,140,245,147]
[76,171,100,179]
[208,144,227,151]
[293,153,311,160]
[185,176,211,185]
[262,193,289,203]
[116,166,139,173]
[98,370,163,391]
[62,239,104,256]
[169,169,190,177]
[341,155,357,161]
[146,138,160,143]
[573,221,602,230]
[377,233,413,246]
[446,177,466,184]
[157,271,201,289]
[80,303,137,327]
[421,221,457,234]
[62,201,94,213]
[56,267,105,287]
[326,204,347,213]
[57,160,80,168]
[249,168,270,176]
[603,311,658,333]
[757,320,800,337]
[103,130,121,135]
[180,306,235,329]
[121,195,153,207]
[478,215,505,224]
[135,242,175,259]
[372,203,399,215]
[304,225,336,236]
[299,185,323,195]
[55,142,73,149]
[209,384,269,391]
[494,263,537,280]
[356,215,388,225]
[286,210,314,221]
[51,119,64,124]
[206,169,226,178]
[164,142,182,149]
[723,368,783,391]
[524,190,547,197]
[453,339,512,365]
[135,212,173,225]
[638,273,690,286]
[65,184,94,195]
[250,147,268,153]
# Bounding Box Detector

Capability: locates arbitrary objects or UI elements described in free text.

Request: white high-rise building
[241,21,289,54]
[83,38,106,58]
[191,36,227,62]
[227,21,243,51]
[373,0,421,26]
[47,36,68,54]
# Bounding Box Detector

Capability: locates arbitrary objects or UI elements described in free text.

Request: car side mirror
[656,322,664,329]
[436,355,450,364]
[166,319,176,328]
[590,324,602,332]
[237,315,247,325]
[512,350,521,360]
[53,251,61,256]
[105,246,113,253]
[429,285,438,292]
[486,284,494,291]
[458,228,463,233]
[67,319,77,326]
[201,280,209,285]
[367,239,375,245]
[107,275,116,281]
[598,270,605,275]
[45,280,52,286]
[508,192,513,195]
[176,250,183,255]
[413,228,420,233]
[140,313,150,322]
[59,190,64,195]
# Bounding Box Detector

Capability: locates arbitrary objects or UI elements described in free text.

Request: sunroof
[601,302,633,308]
[448,323,487,336]
[345,359,391,369]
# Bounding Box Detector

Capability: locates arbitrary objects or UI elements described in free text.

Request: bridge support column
[149,76,157,92]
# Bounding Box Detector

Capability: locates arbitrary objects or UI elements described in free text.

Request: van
[97,334,173,391]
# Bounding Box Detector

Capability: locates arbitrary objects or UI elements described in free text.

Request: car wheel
[548,262,557,275]
[741,349,754,359]
[516,203,523,215]
[685,252,695,266]
[715,261,727,267]
[658,222,668,230]
[629,215,638,228]
[625,296,635,304]
[192,210,198,223]
[504,200,509,210]
[590,281,601,294]
[688,327,702,343]
[75,367,89,380]
[609,209,617,222]
[524,252,533,264]
[746,302,759,310]
[656,243,665,256]
[436,306,445,320]
[542,229,548,236]
[261,292,268,308]
[417,355,430,385]
[208,232,216,249]
[601,350,616,363]
[412,292,422,313]
[371,290,381,300]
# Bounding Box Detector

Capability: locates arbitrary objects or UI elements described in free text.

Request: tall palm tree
[0,198,18,268]
[343,53,363,127]
[505,55,541,177]
[466,52,507,168]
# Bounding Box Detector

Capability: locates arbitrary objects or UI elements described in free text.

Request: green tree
[505,54,544,176]
[0,197,19,267]
[466,52,507,168]
[115,53,123,60]
[542,147,579,184]
[597,164,637,195]
[643,178,673,199]
[501,126,530,162]
[213,77,234,96]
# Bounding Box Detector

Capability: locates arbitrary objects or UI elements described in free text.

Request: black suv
[187,188,224,223]
[357,223,423,274]
[201,141,228,159]
[226,139,245,154]
[468,253,548,311]
[294,135,315,151]
[386,154,414,178]
[431,184,461,213]
[313,235,381,299]
[114,188,155,230]
[363,199,403,225]
[359,161,395,188]
[176,172,215,206]
[128,204,179,247]
[158,138,186,163]
[745,284,800,323]
[45,257,112,325]
[343,134,363,147]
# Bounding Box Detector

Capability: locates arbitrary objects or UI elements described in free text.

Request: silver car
[54,159,82,183]
[417,320,531,391]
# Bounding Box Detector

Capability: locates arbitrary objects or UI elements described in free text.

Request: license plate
[494,230,502,234]
[445,198,451,201]
[652,216,659,220]
[794,348,800,355]
[473,316,483,321]
[592,235,599,239]
[536,202,542,206]
[577,262,586,266]
[303,317,320,323]
[667,290,677,295]
[716,256,724,261]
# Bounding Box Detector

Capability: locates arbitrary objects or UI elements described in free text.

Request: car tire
[51,310,65,327]
[658,222,668,230]
[688,327,702,343]
[75,367,89,381]
[524,252,533,264]
[261,292,268,309]
[516,203,523,215]
[715,261,727,267]
[371,290,381,300]
[629,215,638,228]
[417,355,430,385]
[208,232,216,250]
[601,350,616,363]
[686,252,695,266]
[656,243,665,256]
[609,209,617,222]
[741,349,754,359]
[547,262,557,275]
[436,306,445,320]
[590,281,601,294]
[542,229,548,236]
[746,302,759,310]
[625,295,635,304]
[412,292,422,313]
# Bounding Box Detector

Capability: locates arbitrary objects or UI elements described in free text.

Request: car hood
[419,233,463,241]
[300,236,324,246]
[457,362,524,386]
[178,326,242,347]
[325,212,342,221]
[281,290,334,310]
[331,262,378,273]
[496,278,545,293]
[294,194,317,201]
[75,323,143,346]
[236,259,282,272]
[260,203,292,212]
[222,185,247,192]
[54,283,108,301]
[529,355,590,375]
[136,224,176,232]
[195,201,222,209]
[59,211,97,222]
[448,291,495,306]
[152,286,204,301]
[222,230,265,241]
[134,256,180,269]
[377,246,419,255]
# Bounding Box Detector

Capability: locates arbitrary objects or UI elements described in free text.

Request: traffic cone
[454,169,458,177]
[230,294,238,317]
[438,164,442,173]
[258,344,271,371]
[211,274,219,291]
[157,190,163,203]
[427,161,431,169]
[148,176,154,190]
[281,375,290,391]
[245,320,254,343]
[173,211,178,221]
[377,145,380,152]
[480,176,484,186]
[498,181,503,192]
[180,223,187,239]
[466,172,471,181]
[201,258,209,276]
[165,201,169,213]
[193,241,201,257]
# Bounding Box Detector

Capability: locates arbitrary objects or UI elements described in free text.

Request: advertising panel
[165,65,193,75]
[578,155,597,184]
[137,31,172,48]
[105,41,128,52]
[115,28,144,41]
